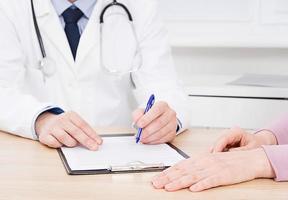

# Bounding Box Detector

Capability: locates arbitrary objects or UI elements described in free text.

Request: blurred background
[159,0,288,130]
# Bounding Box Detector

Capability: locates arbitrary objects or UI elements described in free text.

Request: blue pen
[136,94,155,143]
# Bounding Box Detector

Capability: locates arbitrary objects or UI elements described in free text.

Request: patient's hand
[152,148,275,192]
[211,127,277,153]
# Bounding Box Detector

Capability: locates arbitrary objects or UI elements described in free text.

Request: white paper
[61,136,185,171]
[228,73,288,88]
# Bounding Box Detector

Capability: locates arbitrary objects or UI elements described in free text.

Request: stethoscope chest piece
[38,57,57,78]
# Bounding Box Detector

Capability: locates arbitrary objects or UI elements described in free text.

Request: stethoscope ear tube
[100,0,133,24]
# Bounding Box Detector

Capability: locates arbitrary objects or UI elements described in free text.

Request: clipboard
[58,134,189,175]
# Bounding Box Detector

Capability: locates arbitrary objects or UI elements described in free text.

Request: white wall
[158,0,288,129]
[160,0,288,48]
[172,48,288,80]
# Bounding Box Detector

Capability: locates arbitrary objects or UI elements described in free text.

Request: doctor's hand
[35,111,103,150]
[132,101,178,144]
[152,148,275,192]
[211,127,277,153]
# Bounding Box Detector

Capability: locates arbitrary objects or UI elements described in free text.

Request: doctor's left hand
[35,111,103,150]
[132,101,178,144]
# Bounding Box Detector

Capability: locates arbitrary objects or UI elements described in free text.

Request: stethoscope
[30,0,143,80]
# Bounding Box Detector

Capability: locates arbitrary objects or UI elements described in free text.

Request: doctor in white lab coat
[0,0,189,150]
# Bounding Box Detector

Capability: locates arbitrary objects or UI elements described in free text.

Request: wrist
[35,107,64,137]
[35,112,56,136]
[255,130,277,145]
[251,148,275,179]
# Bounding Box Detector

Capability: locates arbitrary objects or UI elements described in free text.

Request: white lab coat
[0,0,189,139]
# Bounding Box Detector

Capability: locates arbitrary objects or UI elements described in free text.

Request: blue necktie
[62,6,83,60]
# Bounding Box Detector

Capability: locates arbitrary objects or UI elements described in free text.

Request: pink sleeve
[262,145,288,181]
[262,114,288,145]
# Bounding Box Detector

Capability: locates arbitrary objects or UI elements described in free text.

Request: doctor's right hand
[211,127,277,153]
[35,111,103,150]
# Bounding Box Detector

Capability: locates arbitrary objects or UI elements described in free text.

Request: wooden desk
[0,128,287,200]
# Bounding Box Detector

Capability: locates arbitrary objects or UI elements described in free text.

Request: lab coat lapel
[33,0,75,68]
[75,0,105,64]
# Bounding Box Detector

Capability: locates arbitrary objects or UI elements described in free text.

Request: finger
[52,129,78,147]
[189,175,223,192]
[132,108,144,124]
[39,134,62,148]
[142,119,176,144]
[152,161,187,180]
[212,127,244,153]
[147,131,176,145]
[152,168,187,189]
[63,121,99,151]
[165,173,205,192]
[137,102,169,128]
[228,144,254,152]
[141,110,175,140]
[208,146,214,153]
[68,112,102,145]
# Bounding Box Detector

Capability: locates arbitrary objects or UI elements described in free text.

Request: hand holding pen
[135,94,155,143]
[133,94,178,144]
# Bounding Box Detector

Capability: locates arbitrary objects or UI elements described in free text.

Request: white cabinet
[188,96,288,130]
[185,75,288,129]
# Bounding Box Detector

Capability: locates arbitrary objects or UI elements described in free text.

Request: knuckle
[178,168,187,175]
[158,117,167,127]
[83,138,92,146]
[190,174,199,181]
[64,111,72,117]
[66,140,77,147]
[154,106,162,114]
[157,128,166,138]
[144,127,152,135]
[66,111,77,118]
[159,101,168,108]
[58,114,68,124]
[139,118,148,127]
[166,174,174,182]
[69,127,80,137]
[210,176,220,186]
[77,120,87,129]
[178,179,187,186]
[57,133,67,142]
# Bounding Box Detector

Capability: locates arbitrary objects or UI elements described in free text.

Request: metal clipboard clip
[109,161,166,172]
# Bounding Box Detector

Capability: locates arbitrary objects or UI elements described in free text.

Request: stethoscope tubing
[31,0,134,60]
[31,0,141,78]
[31,0,46,59]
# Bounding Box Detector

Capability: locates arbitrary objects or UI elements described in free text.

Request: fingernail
[152,181,161,189]
[88,141,98,150]
[96,138,103,145]
[164,185,172,191]
[131,122,138,129]
[189,185,198,192]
